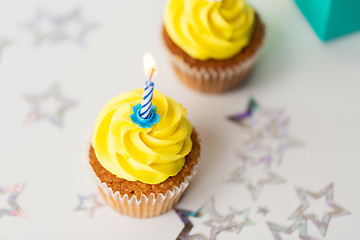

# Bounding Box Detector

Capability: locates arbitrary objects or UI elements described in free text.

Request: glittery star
[288,183,351,237]
[175,197,254,240]
[228,97,259,122]
[0,183,26,218]
[226,159,285,201]
[25,9,62,45]
[228,98,286,136]
[257,205,270,217]
[25,8,96,45]
[0,36,12,63]
[237,136,302,167]
[59,8,97,45]
[267,216,319,240]
[74,192,104,218]
[225,207,255,234]
[24,83,77,127]
[229,98,302,165]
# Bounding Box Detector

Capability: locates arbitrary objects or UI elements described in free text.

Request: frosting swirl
[164,0,255,60]
[92,89,193,184]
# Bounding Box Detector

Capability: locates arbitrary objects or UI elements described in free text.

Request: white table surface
[0,0,359,239]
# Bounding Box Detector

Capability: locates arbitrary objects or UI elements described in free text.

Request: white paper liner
[82,134,198,218]
[165,44,263,93]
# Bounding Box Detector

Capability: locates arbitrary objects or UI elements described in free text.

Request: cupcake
[87,88,200,218]
[162,0,265,93]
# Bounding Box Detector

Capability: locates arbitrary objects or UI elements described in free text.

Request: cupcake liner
[83,134,198,218]
[165,46,262,94]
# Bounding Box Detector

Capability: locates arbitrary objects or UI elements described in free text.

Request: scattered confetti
[267,216,319,240]
[226,158,286,201]
[288,183,351,237]
[24,83,77,127]
[0,35,12,63]
[0,183,26,218]
[229,98,302,166]
[25,8,96,45]
[175,197,254,240]
[227,98,351,238]
[257,205,270,217]
[74,192,104,218]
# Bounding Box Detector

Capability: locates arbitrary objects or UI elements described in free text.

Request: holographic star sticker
[25,9,62,45]
[25,8,96,45]
[0,183,26,218]
[228,97,259,122]
[24,83,77,127]
[74,192,104,218]
[228,98,288,138]
[267,216,319,240]
[225,207,255,234]
[288,183,351,237]
[58,8,97,45]
[229,98,302,166]
[257,205,270,217]
[226,159,286,201]
[0,35,12,63]
[236,135,302,166]
[175,197,254,240]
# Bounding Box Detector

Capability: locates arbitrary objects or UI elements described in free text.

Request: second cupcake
[163,0,265,93]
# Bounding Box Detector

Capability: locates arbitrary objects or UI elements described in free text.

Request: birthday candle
[139,52,156,119]
[139,80,154,119]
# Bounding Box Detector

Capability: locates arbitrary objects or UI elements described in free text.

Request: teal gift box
[294,0,360,41]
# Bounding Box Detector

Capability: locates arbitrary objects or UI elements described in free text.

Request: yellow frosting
[164,0,255,60]
[92,89,193,184]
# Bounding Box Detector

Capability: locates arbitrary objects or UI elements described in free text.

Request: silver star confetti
[0,183,26,218]
[225,207,255,234]
[25,8,96,45]
[288,183,351,237]
[229,98,302,166]
[236,135,302,166]
[226,158,286,201]
[175,197,254,240]
[24,83,77,127]
[0,35,12,63]
[257,205,270,217]
[267,216,319,240]
[74,192,104,218]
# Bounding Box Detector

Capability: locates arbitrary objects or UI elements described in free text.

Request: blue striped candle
[139,80,154,119]
[139,52,157,120]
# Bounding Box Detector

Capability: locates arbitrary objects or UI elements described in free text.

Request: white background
[0,0,359,239]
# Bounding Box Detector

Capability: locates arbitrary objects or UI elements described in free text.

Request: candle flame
[143,52,157,80]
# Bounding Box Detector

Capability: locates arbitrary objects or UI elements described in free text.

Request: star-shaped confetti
[175,197,254,240]
[0,183,26,218]
[74,192,104,218]
[226,207,255,234]
[58,8,97,45]
[267,216,319,240]
[229,98,302,166]
[236,135,302,166]
[25,8,96,45]
[0,35,12,63]
[228,97,259,122]
[226,159,285,201]
[228,98,289,138]
[257,205,270,217]
[24,83,77,127]
[288,183,351,237]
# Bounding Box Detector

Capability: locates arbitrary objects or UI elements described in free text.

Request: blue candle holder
[130,103,160,128]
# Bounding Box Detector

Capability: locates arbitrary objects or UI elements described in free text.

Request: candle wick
[149,67,156,80]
